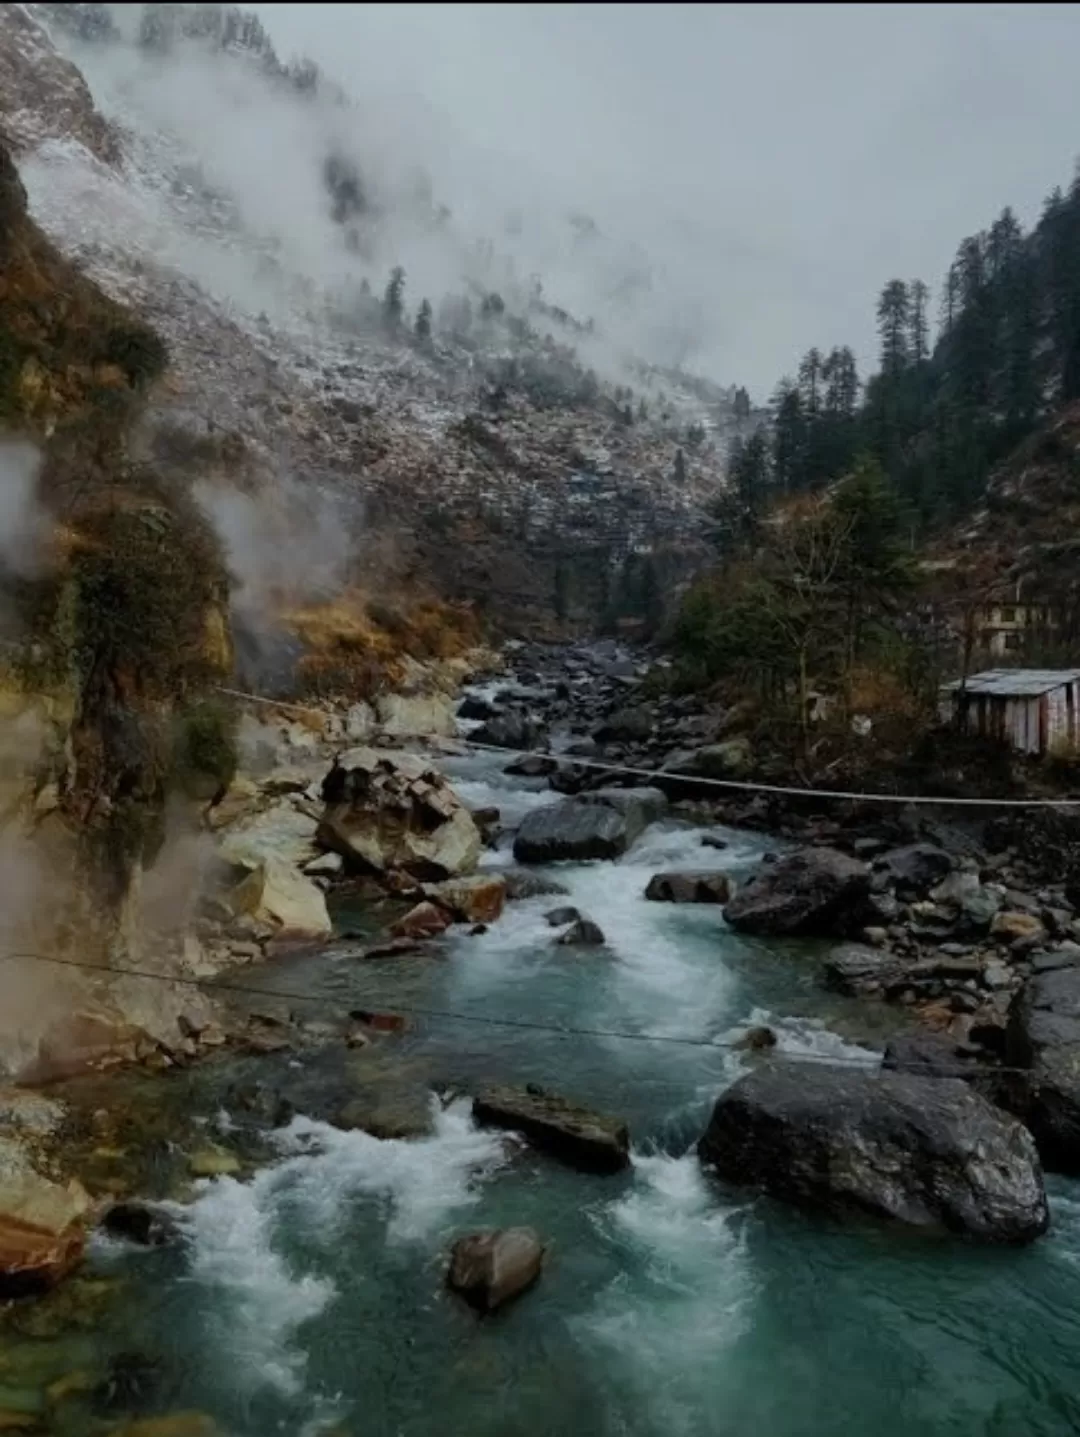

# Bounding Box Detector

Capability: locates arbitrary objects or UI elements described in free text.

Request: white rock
[228,858,332,939]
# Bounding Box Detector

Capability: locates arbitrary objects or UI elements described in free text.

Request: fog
[245,1,1080,394]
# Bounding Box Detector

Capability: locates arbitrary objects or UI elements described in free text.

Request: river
[54,743,1080,1435]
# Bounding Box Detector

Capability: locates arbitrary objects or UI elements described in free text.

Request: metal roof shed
[939,669,1080,755]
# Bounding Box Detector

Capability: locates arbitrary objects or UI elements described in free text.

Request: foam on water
[177,1098,506,1396]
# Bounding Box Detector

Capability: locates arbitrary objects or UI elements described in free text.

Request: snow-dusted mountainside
[1,1,756,632]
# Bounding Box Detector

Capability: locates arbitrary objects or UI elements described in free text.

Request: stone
[732,1025,777,1051]
[991,911,1046,945]
[555,918,605,946]
[188,1148,241,1178]
[447,1228,544,1312]
[337,1090,433,1140]
[544,906,581,927]
[101,1202,178,1247]
[503,755,557,778]
[873,843,953,894]
[0,1144,91,1300]
[106,1417,219,1437]
[228,858,331,940]
[424,875,507,924]
[218,802,320,872]
[722,847,869,937]
[457,694,497,721]
[344,701,377,741]
[593,706,654,743]
[355,937,424,960]
[698,1062,1048,1243]
[502,870,570,901]
[319,749,481,880]
[303,851,343,878]
[473,1085,630,1173]
[823,944,913,996]
[1006,965,1080,1172]
[376,692,456,738]
[666,738,752,780]
[512,788,666,864]
[644,871,732,904]
[472,713,537,750]
[387,902,452,940]
[881,1032,971,1078]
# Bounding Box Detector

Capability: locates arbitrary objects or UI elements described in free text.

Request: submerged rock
[502,870,570,901]
[447,1227,544,1312]
[101,1202,178,1248]
[318,748,481,880]
[473,1085,630,1173]
[723,847,869,936]
[544,905,581,927]
[698,1062,1048,1243]
[644,871,732,904]
[512,787,666,864]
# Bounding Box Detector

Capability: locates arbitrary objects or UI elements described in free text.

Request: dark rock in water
[555,918,606,946]
[732,1025,777,1051]
[722,847,869,936]
[502,869,570,901]
[504,754,557,778]
[101,1202,179,1248]
[873,843,953,895]
[93,1351,164,1414]
[594,706,654,743]
[458,694,497,721]
[645,870,732,904]
[1006,965,1080,1173]
[698,1062,1048,1243]
[447,1227,544,1313]
[473,712,538,750]
[512,788,666,864]
[548,762,590,795]
[225,1081,295,1128]
[545,905,581,927]
[701,834,729,851]
[473,1084,630,1173]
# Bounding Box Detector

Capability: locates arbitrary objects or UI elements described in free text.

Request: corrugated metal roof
[941,669,1080,697]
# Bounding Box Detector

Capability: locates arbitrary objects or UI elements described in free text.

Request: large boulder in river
[228,856,331,940]
[473,1085,630,1173]
[318,748,481,881]
[447,1227,544,1312]
[698,1062,1048,1243]
[722,847,869,936]
[472,712,538,750]
[645,871,732,904]
[1006,965,1080,1173]
[512,788,666,864]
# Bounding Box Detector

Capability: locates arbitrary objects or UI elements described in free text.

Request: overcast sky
[248,2,1080,397]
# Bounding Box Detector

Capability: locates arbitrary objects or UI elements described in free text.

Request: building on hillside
[939,669,1080,756]
[973,601,1057,657]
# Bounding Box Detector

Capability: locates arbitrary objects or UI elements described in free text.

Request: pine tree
[673,447,687,484]
[383,266,405,332]
[877,280,910,375]
[771,381,807,492]
[415,298,433,342]
[908,280,930,364]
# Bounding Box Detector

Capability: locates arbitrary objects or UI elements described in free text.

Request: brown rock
[388,901,452,940]
[644,871,733,904]
[991,911,1046,944]
[0,1217,84,1299]
[425,875,507,924]
[447,1227,544,1312]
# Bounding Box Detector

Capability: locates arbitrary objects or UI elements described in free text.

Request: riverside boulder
[645,871,732,904]
[512,788,666,864]
[473,1085,630,1173]
[698,1062,1048,1243]
[1006,964,1080,1173]
[447,1227,544,1312]
[722,847,869,936]
[318,748,481,880]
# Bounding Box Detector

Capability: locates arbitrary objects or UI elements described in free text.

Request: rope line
[0,948,1034,1078]
[213,683,1080,809]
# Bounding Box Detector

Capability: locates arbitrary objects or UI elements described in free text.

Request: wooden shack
[939,669,1080,756]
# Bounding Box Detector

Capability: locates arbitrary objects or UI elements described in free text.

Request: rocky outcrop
[1006,963,1080,1173]
[473,1085,630,1173]
[698,1062,1048,1243]
[319,748,481,880]
[447,1227,544,1313]
[512,788,666,864]
[722,848,869,936]
[645,871,732,904]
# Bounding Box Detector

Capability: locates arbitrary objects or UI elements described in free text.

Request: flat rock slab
[473,1085,630,1173]
[698,1061,1048,1243]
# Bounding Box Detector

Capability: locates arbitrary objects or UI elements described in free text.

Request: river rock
[388,901,452,940]
[0,1147,92,1297]
[1006,964,1080,1172]
[644,871,732,904]
[873,843,953,894]
[545,906,580,927]
[722,847,869,936]
[424,874,507,924]
[101,1202,179,1248]
[337,1088,434,1140]
[502,870,570,901]
[228,857,331,940]
[555,918,605,946]
[473,1085,630,1173]
[458,693,497,721]
[881,1033,972,1078]
[991,911,1046,945]
[512,788,666,864]
[318,748,481,880]
[503,754,557,778]
[473,712,537,750]
[698,1062,1048,1243]
[218,802,320,872]
[594,706,653,743]
[447,1227,544,1312]
[376,692,456,738]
